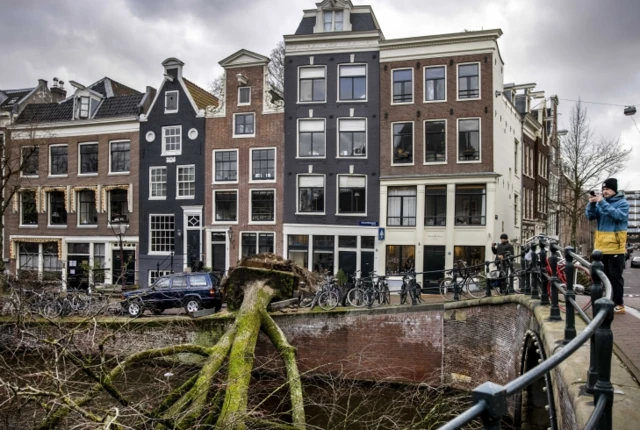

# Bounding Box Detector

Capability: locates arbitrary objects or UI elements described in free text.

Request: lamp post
[110,215,129,290]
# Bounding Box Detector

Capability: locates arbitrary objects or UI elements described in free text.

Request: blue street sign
[378,228,385,241]
[359,221,379,227]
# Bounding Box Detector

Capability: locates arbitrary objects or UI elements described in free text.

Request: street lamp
[110,215,129,290]
[624,106,636,116]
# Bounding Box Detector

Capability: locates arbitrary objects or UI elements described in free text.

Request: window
[313,236,334,273]
[150,167,167,199]
[514,140,519,175]
[392,122,413,164]
[454,246,485,267]
[177,165,196,198]
[49,191,67,226]
[288,235,309,269]
[241,232,275,258]
[299,67,326,102]
[189,274,208,288]
[298,175,325,213]
[165,91,178,112]
[49,145,67,176]
[162,126,182,155]
[361,236,375,249]
[21,146,39,176]
[251,190,275,222]
[338,119,366,157]
[425,186,446,226]
[458,119,480,161]
[149,270,171,285]
[77,96,90,119]
[386,245,415,274]
[214,191,237,222]
[110,141,130,173]
[323,9,343,32]
[338,236,357,248]
[514,194,519,226]
[425,120,446,162]
[18,243,38,272]
[298,119,325,157]
[387,187,416,226]
[214,150,238,182]
[238,87,251,105]
[425,66,446,101]
[338,176,366,214]
[93,243,105,284]
[339,64,366,101]
[251,148,275,181]
[455,185,486,226]
[234,113,255,136]
[150,215,175,253]
[458,63,479,99]
[78,191,97,225]
[20,191,37,225]
[109,189,128,221]
[79,143,98,174]
[392,69,413,103]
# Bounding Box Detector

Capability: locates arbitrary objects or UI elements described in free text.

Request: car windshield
[154,277,171,289]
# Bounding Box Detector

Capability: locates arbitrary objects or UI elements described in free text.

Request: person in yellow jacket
[585,178,629,313]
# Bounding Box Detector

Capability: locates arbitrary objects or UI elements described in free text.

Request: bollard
[563,247,577,343]
[452,267,460,302]
[548,249,562,321]
[506,252,516,295]
[531,249,540,300]
[587,251,605,394]
[485,261,493,297]
[539,240,550,305]
[593,297,615,430]
[472,382,507,430]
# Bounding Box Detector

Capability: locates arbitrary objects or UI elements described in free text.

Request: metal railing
[437,236,615,430]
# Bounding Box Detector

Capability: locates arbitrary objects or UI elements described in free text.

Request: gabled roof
[88,77,141,98]
[15,100,74,124]
[0,87,36,110]
[219,49,270,68]
[183,78,219,110]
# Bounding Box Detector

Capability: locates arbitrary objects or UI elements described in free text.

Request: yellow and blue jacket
[585,192,629,254]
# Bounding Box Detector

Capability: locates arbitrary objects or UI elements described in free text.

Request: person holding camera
[492,233,514,261]
[585,178,629,314]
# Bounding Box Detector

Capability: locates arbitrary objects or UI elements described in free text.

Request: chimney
[50,77,67,103]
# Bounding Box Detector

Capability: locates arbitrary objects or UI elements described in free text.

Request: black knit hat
[500,233,508,240]
[602,178,618,193]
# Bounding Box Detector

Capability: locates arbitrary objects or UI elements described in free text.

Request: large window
[425,120,446,162]
[338,119,366,157]
[425,186,446,226]
[165,91,178,112]
[458,63,479,99]
[313,235,334,274]
[299,67,326,102]
[78,190,97,225]
[150,215,175,253]
[49,145,68,175]
[392,69,413,103]
[214,150,238,182]
[454,246,485,267]
[162,126,182,155]
[20,191,37,225]
[214,191,237,222]
[298,119,325,157]
[425,66,446,101]
[387,187,416,226]
[338,176,366,214]
[251,190,275,222]
[234,113,255,136]
[288,235,309,269]
[241,233,275,258]
[458,119,480,161]
[43,242,63,280]
[177,165,196,198]
[109,189,128,220]
[455,185,486,226]
[18,243,38,273]
[392,122,413,164]
[298,175,325,213]
[238,87,251,105]
[49,191,67,226]
[79,143,98,174]
[110,141,130,173]
[150,167,167,199]
[323,10,343,32]
[386,245,415,274]
[251,148,275,181]
[339,64,366,101]
[21,146,39,176]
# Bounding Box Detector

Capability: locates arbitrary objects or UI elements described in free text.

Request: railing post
[548,248,562,321]
[593,297,615,430]
[522,247,531,295]
[587,251,605,394]
[563,247,577,343]
[452,267,460,302]
[472,382,507,429]
[539,240,550,305]
[485,261,492,297]
[531,248,540,300]
[506,252,516,295]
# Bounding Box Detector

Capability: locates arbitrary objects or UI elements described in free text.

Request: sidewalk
[612,294,640,383]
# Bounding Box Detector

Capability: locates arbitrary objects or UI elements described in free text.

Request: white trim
[248,147,277,184]
[456,117,482,164]
[108,139,131,175]
[232,112,256,138]
[248,188,276,225]
[238,87,251,106]
[75,189,98,228]
[212,189,239,225]
[336,117,368,159]
[46,189,67,228]
[11,117,139,139]
[456,62,481,102]
[391,67,414,105]
[106,188,130,226]
[390,120,415,167]
[161,125,182,156]
[19,146,39,178]
[149,166,167,200]
[296,174,326,216]
[297,65,327,104]
[238,231,276,260]
[176,164,196,200]
[48,143,68,177]
[212,149,239,185]
[164,90,179,114]
[77,142,99,176]
[297,117,327,159]
[423,119,448,165]
[148,213,176,256]
[19,190,38,228]
[337,63,368,103]
[336,174,367,216]
[423,64,447,103]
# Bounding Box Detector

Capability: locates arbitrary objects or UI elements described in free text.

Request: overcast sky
[1,0,639,189]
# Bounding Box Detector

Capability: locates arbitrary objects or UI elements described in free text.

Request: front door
[67,255,89,290]
[186,230,201,271]
[112,250,135,285]
[338,251,357,278]
[211,232,226,273]
[361,251,374,277]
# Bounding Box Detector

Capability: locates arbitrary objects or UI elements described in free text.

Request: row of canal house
[3,0,558,288]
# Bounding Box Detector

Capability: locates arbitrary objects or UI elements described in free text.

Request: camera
[589,191,597,197]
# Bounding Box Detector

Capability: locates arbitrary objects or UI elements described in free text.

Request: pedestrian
[491,233,514,261]
[585,178,629,314]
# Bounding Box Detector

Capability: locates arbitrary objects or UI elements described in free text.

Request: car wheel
[214,301,222,312]
[184,298,201,314]
[127,300,143,318]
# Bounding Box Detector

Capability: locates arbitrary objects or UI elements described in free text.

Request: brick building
[204,49,284,272]
[626,190,640,246]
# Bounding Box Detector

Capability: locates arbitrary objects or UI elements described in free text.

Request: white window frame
[391,67,414,105]
[296,174,326,216]
[456,62,481,101]
[336,117,367,159]
[423,119,448,165]
[148,214,176,255]
[149,166,167,200]
[456,117,482,164]
[149,269,172,285]
[78,142,99,176]
[232,112,256,138]
[337,63,368,103]
[47,191,67,228]
[162,125,182,156]
[248,188,276,225]
[249,147,277,184]
[297,65,327,104]
[48,144,68,178]
[423,65,447,103]
[107,189,129,226]
[336,174,367,216]
[20,146,39,178]
[77,96,90,119]
[238,231,276,260]
[323,9,344,32]
[390,121,415,167]
[76,190,98,228]
[212,149,239,185]
[238,87,251,106]
[19,191,38,228]
[297,118,326,159]
[212,189,239,225]
[164,90,179,113]
[108,139,130,175]
[176,164,196,200]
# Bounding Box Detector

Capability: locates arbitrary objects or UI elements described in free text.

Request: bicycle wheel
[466,274,487,299]
[558,265,592,313]
[318,291,339,311]
[379,283,391,305]
[439,278,454,301]
[43,301,62,318]
[299,295,314,308]
[513,269,527,294]
[400,285,408,305]
[347,288,366,307]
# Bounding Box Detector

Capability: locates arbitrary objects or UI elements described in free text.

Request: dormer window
[165,91,178,113]
[77,96,90,119]
[324,10,343,32]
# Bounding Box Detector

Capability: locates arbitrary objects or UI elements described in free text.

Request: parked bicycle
[299,273,341,311]
[439,261,487,301]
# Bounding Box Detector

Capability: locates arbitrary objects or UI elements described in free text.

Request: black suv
[121,272,223,317]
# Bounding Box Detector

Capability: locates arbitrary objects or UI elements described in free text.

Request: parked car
[631,256,640,268]
[121,272,223,317]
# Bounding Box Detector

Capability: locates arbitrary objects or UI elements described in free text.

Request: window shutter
[299,119,325,132]
[299,176,324,187]
[339,119,366,131]
[339,176,365,188]
[300,67,325,79]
